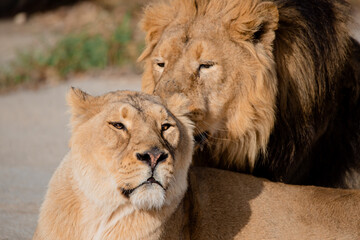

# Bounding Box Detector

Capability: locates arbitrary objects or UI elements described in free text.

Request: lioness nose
[136,148,168,170]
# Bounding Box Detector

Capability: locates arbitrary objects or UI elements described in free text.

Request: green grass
[47,34,109,76]
[0,12,144,92]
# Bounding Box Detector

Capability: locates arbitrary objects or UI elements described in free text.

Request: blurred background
[0,0,149,92]
[0,0,359,239]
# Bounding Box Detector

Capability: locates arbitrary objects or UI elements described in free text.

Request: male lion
[139,0,360,188]
[33,88,360,239]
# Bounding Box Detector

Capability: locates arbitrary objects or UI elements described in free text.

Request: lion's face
[140,0,279,169]
[67,89,194,210]
[148,29,234,135]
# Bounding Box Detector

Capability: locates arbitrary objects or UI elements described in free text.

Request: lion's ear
[67,87,104,132]
[138,2,178,62]
[224,1,279,49]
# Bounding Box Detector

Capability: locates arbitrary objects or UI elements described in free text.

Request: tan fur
[163,167,360,239]
[139,0,279,170]
[33,89,194,240]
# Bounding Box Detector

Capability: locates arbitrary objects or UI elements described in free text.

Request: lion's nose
[136,147,168,170]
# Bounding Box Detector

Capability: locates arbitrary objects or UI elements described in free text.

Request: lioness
[33,88,194,239]
[33,88,360,239]
[139,0,360,188]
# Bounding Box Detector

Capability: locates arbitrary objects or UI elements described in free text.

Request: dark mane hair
[254,0,360,187]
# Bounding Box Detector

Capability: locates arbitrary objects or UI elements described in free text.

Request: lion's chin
[130,184,166,210]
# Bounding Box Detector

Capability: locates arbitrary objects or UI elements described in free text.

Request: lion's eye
[157,62,165,68]
[199,63,214,70]
[109,122,125,130]
[161,123,171,131]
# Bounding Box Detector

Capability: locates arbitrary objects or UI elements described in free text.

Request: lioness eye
[157,62,165,68]
[161,123,171,131]
[109,122,125,130]
[199,63,214,69]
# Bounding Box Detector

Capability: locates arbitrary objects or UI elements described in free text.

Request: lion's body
[164,167,360,239]
[140,0,360,188]
[33,90,194,240]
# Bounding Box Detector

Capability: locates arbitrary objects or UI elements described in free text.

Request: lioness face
[140,0,279,168]
[68,89,193,210]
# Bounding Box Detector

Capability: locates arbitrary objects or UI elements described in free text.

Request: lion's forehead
[157,27,223,62]
[157,32,186,60]
[188,19,225,37]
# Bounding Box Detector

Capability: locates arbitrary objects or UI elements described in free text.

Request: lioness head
[139,0,279,170]
[67,89,194,210]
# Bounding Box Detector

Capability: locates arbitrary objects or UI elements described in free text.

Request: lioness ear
[67,87,104,132]
[224,1,279,49]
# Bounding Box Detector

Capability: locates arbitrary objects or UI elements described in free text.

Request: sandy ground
[0,74,141,240]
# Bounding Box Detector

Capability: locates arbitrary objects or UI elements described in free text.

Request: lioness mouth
[121,177,165,198]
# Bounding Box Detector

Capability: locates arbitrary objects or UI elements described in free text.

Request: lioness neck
[91,206,171,240]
